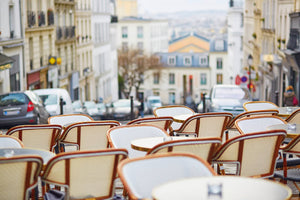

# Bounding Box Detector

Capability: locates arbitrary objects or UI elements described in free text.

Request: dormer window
[168,56,176,65]
[184,56,191,66]
[199,56,207,65]
[215,40,224,51]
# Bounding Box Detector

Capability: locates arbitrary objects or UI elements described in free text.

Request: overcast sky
[138,0,229,14]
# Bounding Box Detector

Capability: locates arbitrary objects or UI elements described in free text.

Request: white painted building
[0,0,24,93]
[117,17,168,55]
[91,0,118,103]
[227,0,244,86]
[209,35,230,86]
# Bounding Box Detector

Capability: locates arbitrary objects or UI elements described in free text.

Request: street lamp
[248,54,253,93]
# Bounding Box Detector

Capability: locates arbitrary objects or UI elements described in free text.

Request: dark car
[0,91,50,128]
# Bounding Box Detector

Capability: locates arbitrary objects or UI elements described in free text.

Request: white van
[33,88,73,116]
[146,96,162,114]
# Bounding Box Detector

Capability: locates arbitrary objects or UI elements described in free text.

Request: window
[122,42,128,52]
[199,56,207,65]
[168,56,176,65]
[122,27,128,38]
[9,5,15,38]
[137,26,143,38]
[169,92,175,104]
[137,42,143,54]
[169,73,175,84]
[215,40,224,51]
[217,74,223,84]
[217,58,223,69]
[153,72,159,84]
[200,73,207,85]
[184,56,191,65]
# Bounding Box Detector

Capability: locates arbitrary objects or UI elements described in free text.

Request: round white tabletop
[131,136,188,152]
[277,107,299,118]
[152,176,292,200]
[267,123,300,138]
[172,114,195,123]
[0,148,55,164]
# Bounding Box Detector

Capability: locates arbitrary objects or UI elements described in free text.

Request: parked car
[72,100,87,114]
[83,101,101,120]
[96,103,110,120]
[111,99,139,120]
[207,85,252,116]
[145,96,162,114]
[34,88,73,116]
[0,91,50,128]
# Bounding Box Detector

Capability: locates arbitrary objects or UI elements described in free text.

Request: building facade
[117,17,168,55]
[227,0,244,86]
[0,0,24,93]
[141,52,210,105]
[76,0,93,101]
[209,35,230,86]
[91,0,119,103]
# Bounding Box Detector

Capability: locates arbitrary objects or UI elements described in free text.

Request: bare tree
[118,49,162,99]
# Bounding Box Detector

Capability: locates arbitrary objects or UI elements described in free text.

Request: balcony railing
[56,26,76,41]
[56,27,62,40]
[27,11,36,28]
[47,9,54,25]
[38,11,45,27]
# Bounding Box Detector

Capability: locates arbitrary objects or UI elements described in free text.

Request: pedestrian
[283,85,298,106]
[139,99,144,118]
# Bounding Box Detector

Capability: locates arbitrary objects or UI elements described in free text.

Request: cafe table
[0,147,55,165]
[172,113,196,123]
[131,136,189,152]
[267,123,300,139]
[152,176,292,200]
[277,107,299,118]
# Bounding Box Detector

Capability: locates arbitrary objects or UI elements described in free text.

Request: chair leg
[283,154,287,184]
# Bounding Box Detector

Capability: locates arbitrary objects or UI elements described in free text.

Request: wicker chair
[118,153,216,200]
[107,124,169,158]
[6,124,62,152]
[235,115,286,135]
[48,113,94,127]
[285,108,300,124]
[173,112,233,139]
[153,105,195,130]
[147,137,221,163]
[58,121,120,152]
[42,149,128,200]
[0,155,43,199]
[243,101,278,112]
[225,109,279,140]
[0,135,24,148]
[213,130,286,178]
[127,116,174,133]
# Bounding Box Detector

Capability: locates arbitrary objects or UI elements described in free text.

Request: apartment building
[76,0,93,101]
[25,0,58,91]
[227,0,244,86]
[0,0,24,93]
[117,16,169,55]
[141,52,210,105]
[91,0,118,103]
[209,35,230,86]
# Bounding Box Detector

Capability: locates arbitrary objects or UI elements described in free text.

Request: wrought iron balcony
[27,11,36,28]
[38,11,45,27]
[47,9,54,25]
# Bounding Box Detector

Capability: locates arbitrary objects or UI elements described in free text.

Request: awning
[0,53,15,71]
[283,49,300,72]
